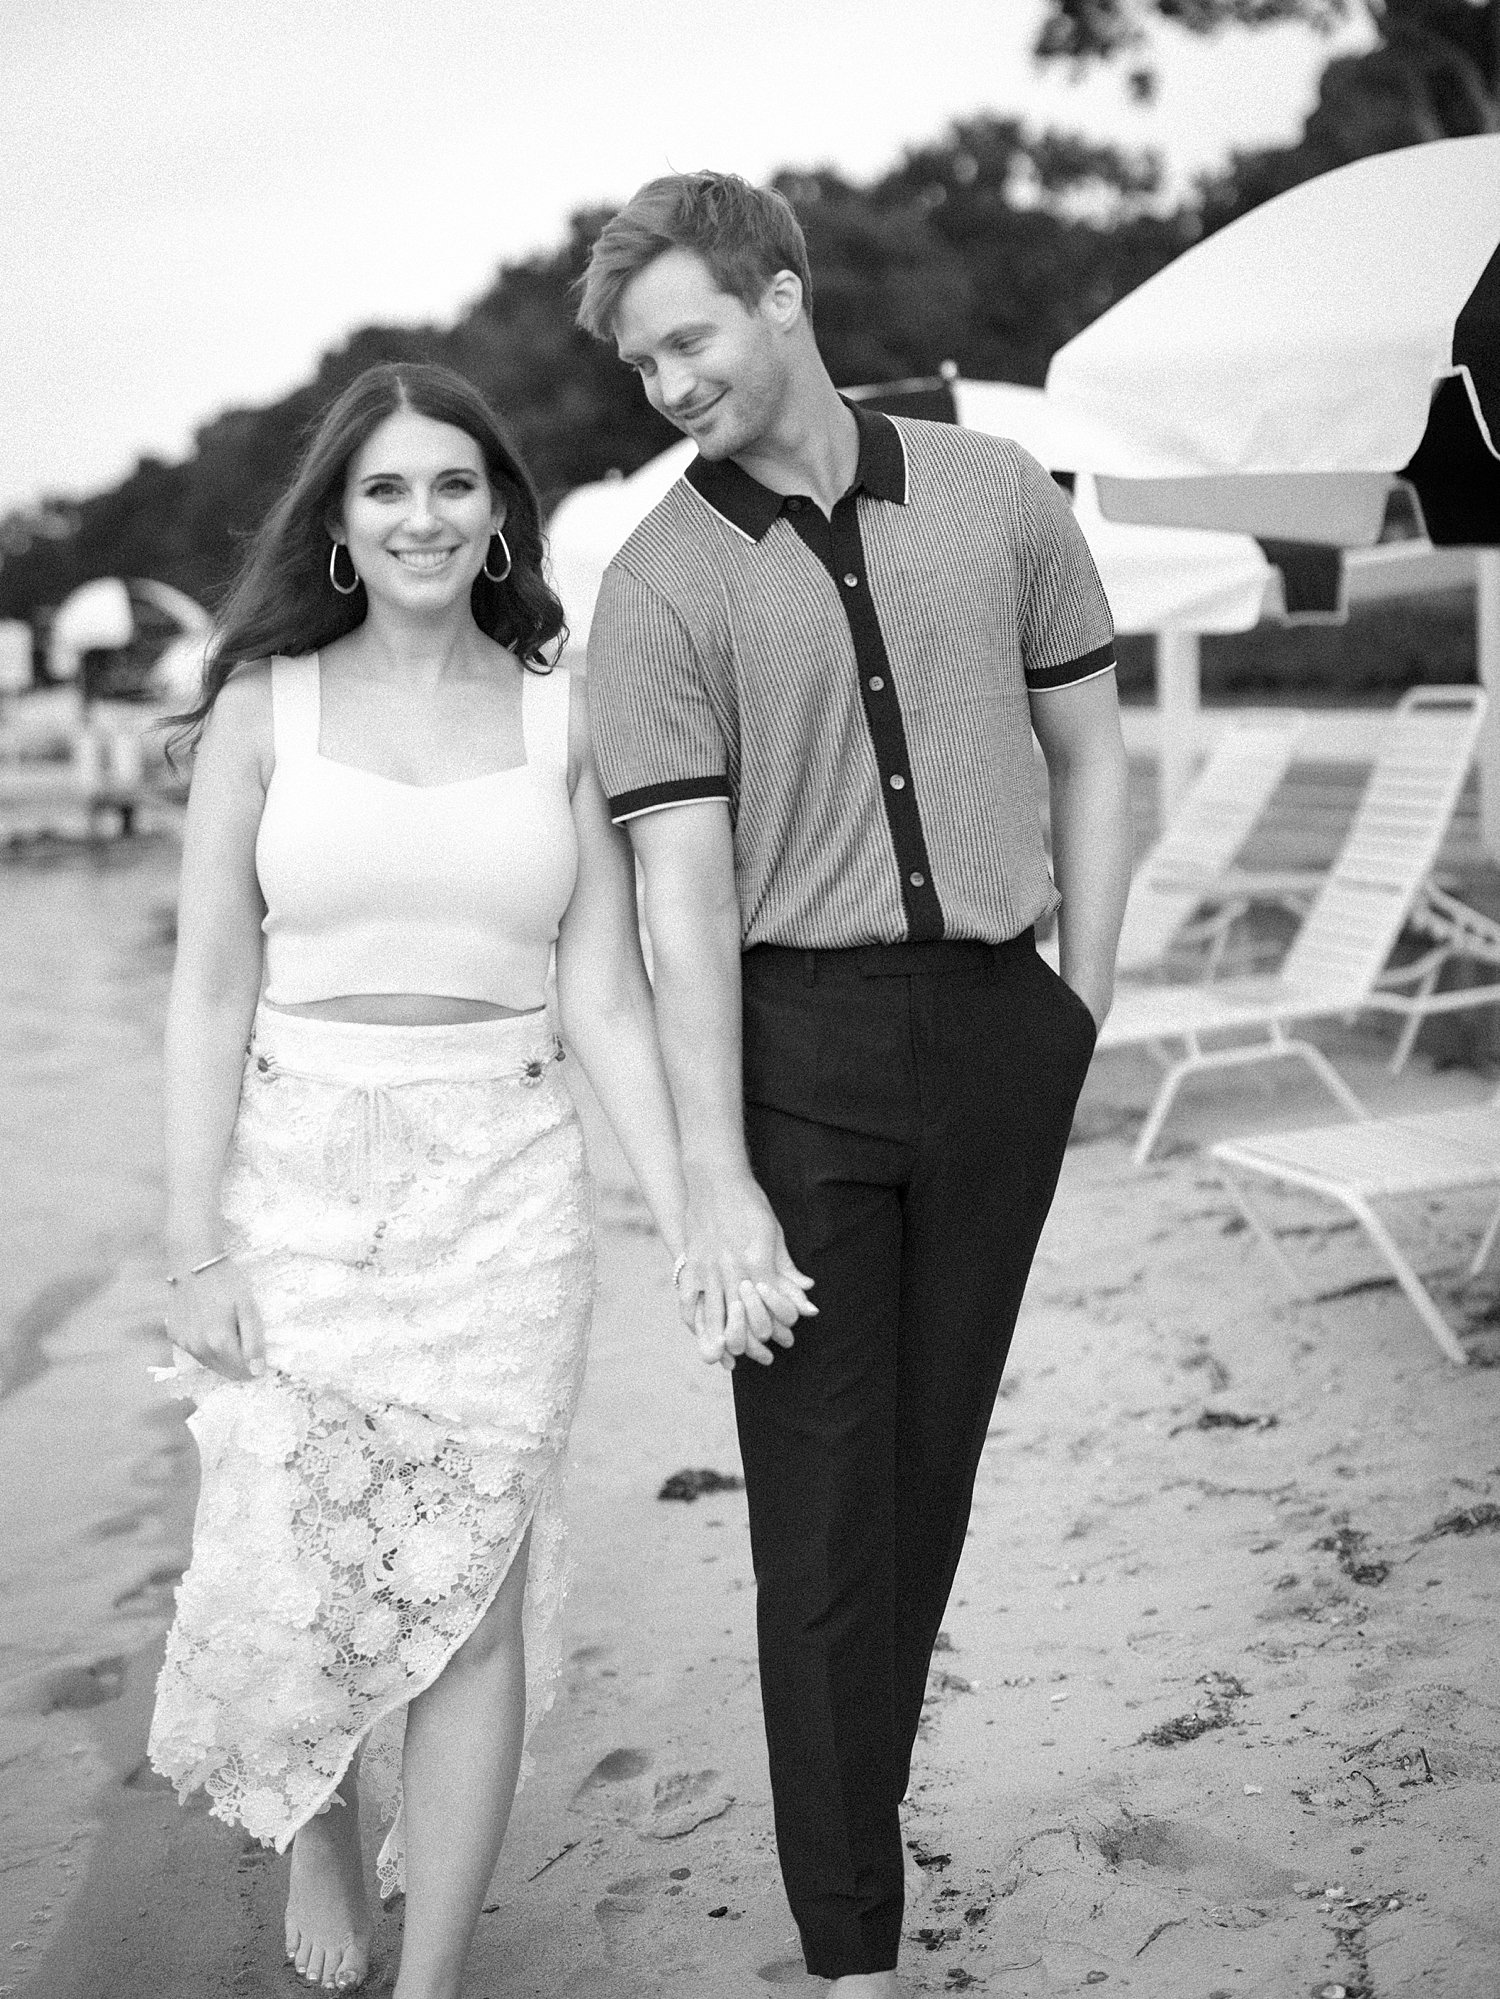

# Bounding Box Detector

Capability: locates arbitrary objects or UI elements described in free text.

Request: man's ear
[761,268,805,330]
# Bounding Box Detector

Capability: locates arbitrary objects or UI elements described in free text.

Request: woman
[148,362,805,1997]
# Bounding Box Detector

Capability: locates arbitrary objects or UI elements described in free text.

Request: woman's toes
[333,1942,369,1990]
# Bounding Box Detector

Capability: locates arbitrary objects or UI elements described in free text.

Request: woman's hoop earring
[483,529,513,583]
[328,542,361,596]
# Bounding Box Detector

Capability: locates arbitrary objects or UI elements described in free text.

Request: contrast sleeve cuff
[1024,642,1117,693]
[608,775,733,824]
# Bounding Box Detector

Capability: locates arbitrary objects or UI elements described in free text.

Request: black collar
[685,398,908,542]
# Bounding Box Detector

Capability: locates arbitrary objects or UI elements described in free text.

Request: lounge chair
[1115,710,1309,978]
[1040,710,1307,977]
[1095,686,1488,1164]
[1211,1092,1500,1364]
[1208,688,1500,1063]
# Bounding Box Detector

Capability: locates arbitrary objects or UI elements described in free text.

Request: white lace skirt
[148,1004,595,1893]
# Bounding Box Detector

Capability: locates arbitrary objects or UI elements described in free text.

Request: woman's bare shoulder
[197,659,275,784]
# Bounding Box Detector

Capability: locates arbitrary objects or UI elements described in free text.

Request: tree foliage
[8,3,1489,627]
[1036,1,1497,226]
[1035,1,1498,132]
[0,119,1185,626]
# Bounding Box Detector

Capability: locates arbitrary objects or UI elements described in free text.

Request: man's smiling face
[614,248,788,462]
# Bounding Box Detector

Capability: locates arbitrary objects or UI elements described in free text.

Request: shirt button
[889,773,906,791]
[786,496,803,510]
[909,871,926,888]
[868,675,884,692]
[843,572,859,587]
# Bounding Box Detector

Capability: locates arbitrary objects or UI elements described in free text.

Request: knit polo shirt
[587,402,1115,950]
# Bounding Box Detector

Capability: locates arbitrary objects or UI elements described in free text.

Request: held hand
[165,1256,266,1381]
[675,1175,816,1368]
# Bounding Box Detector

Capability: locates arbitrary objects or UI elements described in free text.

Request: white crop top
[256,655,578,1009]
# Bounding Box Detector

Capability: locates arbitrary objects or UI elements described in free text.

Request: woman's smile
[390,546,461,571]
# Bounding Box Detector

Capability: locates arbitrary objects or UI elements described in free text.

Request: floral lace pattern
[148,1009,595,1894]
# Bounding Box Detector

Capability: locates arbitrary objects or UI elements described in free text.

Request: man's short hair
[575,171,813,341]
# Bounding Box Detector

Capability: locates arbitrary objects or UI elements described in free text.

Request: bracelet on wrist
[165,1251,230,1288]
[671,1253,688,1286]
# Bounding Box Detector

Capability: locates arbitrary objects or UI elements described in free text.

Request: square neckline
[308,652,532,791]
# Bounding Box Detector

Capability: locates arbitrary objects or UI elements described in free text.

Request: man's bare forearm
[626,804,812,1358]
[643,866,754,1188]
[1031,679,1133,1023]
[1049,743,1132,1020]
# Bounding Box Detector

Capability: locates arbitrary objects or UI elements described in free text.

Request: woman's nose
[405,485,439,530]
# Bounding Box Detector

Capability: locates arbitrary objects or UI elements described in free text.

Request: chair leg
[1285,1039,1369,1121]
[1132,1058,1194,1167]
[1337,1192,1469,1366]
[1471,1197,1500,1279]
[1217,1170,1313,1298]
[1387,961,1444,1075]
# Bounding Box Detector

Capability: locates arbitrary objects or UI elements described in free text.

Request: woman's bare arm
[552,695,708,1344]
[162,665,271,1376]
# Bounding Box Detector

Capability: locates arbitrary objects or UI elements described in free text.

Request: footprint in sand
[595,1869,694,1953]
[595,1893,649,1922]
[121,1757,175,1793]
[638,1768,734,1840]
[113,1562,184,1612]
[594,1887,652,1962]
[1094,1816,1301,1902]
[571,1746,652,1806]
[757,1957,817,1986]
[566,1641,622,1694]
[33,1654,126,1714]
[570,1750,733,1839]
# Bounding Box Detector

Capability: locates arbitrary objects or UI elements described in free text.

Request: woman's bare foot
[285,1787,373,1991]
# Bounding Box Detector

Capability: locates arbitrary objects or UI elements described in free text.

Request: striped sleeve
[586,562,732,823]
[1011,445,1116,693]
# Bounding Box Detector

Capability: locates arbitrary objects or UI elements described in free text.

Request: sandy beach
[3,831,1500,1999]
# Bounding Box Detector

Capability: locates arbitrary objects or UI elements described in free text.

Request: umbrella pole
[1154,629,1201,828]
[1479,551,1500,865]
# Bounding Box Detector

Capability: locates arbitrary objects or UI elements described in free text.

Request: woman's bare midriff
[263,995,542,1027]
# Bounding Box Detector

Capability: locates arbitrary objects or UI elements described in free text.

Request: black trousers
[733,934,1096,1978]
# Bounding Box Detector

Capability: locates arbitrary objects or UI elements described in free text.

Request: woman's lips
[391,547,460,570]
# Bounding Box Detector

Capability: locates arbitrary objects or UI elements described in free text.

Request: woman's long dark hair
[167,363,565,758]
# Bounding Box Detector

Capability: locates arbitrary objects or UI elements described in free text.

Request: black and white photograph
[2,3,1499,1994]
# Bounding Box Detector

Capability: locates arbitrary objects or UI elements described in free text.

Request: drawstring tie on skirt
[251,1035,566,1206]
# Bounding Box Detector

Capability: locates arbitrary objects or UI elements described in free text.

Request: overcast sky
[0,0,1371,514]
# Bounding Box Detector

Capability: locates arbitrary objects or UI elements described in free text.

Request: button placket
[820,492,943,942]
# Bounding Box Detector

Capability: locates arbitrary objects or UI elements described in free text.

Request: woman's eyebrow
[356,464,480,483]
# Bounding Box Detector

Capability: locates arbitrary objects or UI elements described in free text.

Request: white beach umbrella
[1045,135,1500,550]
[548,384,1476,822]
[49,575,211,698]
[550,392,1291,648]
[49,577,134,679]
[548,443,694,655]
[952,380,1284,634]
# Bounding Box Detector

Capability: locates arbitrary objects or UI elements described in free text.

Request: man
[577,173,1131,1999]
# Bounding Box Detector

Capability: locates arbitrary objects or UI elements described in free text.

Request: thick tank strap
[269,655,320,762]
[522,666,571,774]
